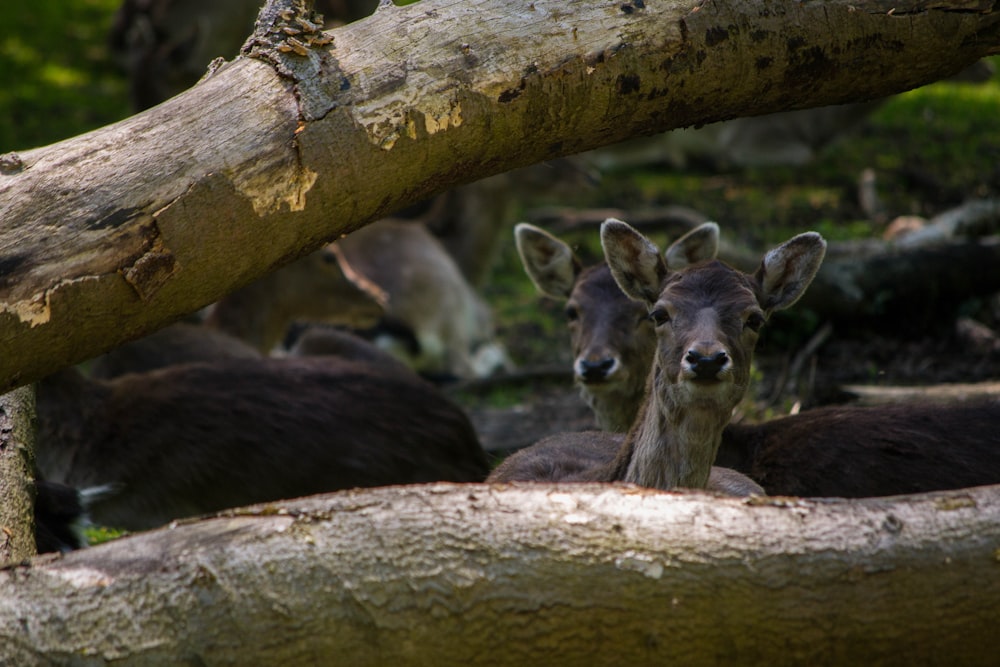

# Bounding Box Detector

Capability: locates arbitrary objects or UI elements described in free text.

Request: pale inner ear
[601,219,668,305]
[514,223,581,300]
[664,221,720,270]
[755,231,827,312]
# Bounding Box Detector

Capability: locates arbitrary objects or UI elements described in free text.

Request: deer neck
[619,383,731,490]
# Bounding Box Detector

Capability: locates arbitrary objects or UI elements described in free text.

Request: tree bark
[0,386,37,565]
[1,0,998,391]
[1,482,998,666]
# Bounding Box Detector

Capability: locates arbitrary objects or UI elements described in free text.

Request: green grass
[84,524,128,546]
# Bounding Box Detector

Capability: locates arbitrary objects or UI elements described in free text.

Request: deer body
[203,218,507,379]
[716,401,1000,497]
[36,355,489,530]
[491,220,826,496]
[87,322,262,379]
[204,242,386,354]
[517,224,1000,498]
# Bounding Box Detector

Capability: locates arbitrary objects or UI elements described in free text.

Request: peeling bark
[1,482,999,666]
[1,0,998,390]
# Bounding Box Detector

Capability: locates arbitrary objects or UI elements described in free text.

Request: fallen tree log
[1,0,998,391]
[1,482,998,666]
[843,381,1000,406]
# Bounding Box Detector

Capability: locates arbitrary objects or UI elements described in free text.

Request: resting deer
[714,401,1000,497]
[489,219,827,495]
[36,354,489,531]
[515,221,719,432]
[516,224,1000,498]
[204,241,387,354]
[87,322,262,379]
[204,219,507,379]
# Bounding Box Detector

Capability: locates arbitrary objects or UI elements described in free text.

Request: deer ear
[753,232,827,312]
[663,222,720,270]
[601,218,668,305]
[323,244,390,312]
[514,223,582,299]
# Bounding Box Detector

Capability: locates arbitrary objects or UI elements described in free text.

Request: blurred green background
[1,0,130,152]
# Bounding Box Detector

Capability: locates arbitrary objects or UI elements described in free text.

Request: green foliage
[0,0,129,152]
[590,57,1000,247]
[84,524,128,546]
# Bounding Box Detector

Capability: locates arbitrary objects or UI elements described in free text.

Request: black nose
[579,358,615,382]
[685,350,728,380]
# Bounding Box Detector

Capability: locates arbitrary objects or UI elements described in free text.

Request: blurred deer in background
[90,218,507,381]
[489,219,827,496]
[328,219,510,379]
[203,240,386,354]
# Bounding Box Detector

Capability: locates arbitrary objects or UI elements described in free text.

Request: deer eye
[565,305,579,322]
[649,308,671,326]
[744,312,766,332]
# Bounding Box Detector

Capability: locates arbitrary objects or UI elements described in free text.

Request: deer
[94,218,507,381]
[514,223,1000,498]
[514,221,720,432]
[206,218,508,379]
[87,322,262,379]
[35,353,489,531]
[489,219,827,496]
[203,239,387,355]
[714,401,1000,497]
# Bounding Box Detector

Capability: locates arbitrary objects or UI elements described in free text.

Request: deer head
[601,218,826,421]
[514,221,720,431]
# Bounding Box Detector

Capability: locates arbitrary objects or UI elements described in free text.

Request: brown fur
[87,322,261,379]
[36,356,488,530]
[716,402,1000,497]
[491,220,826,497]
[488,432,765,497]
[523,226,1000,498]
